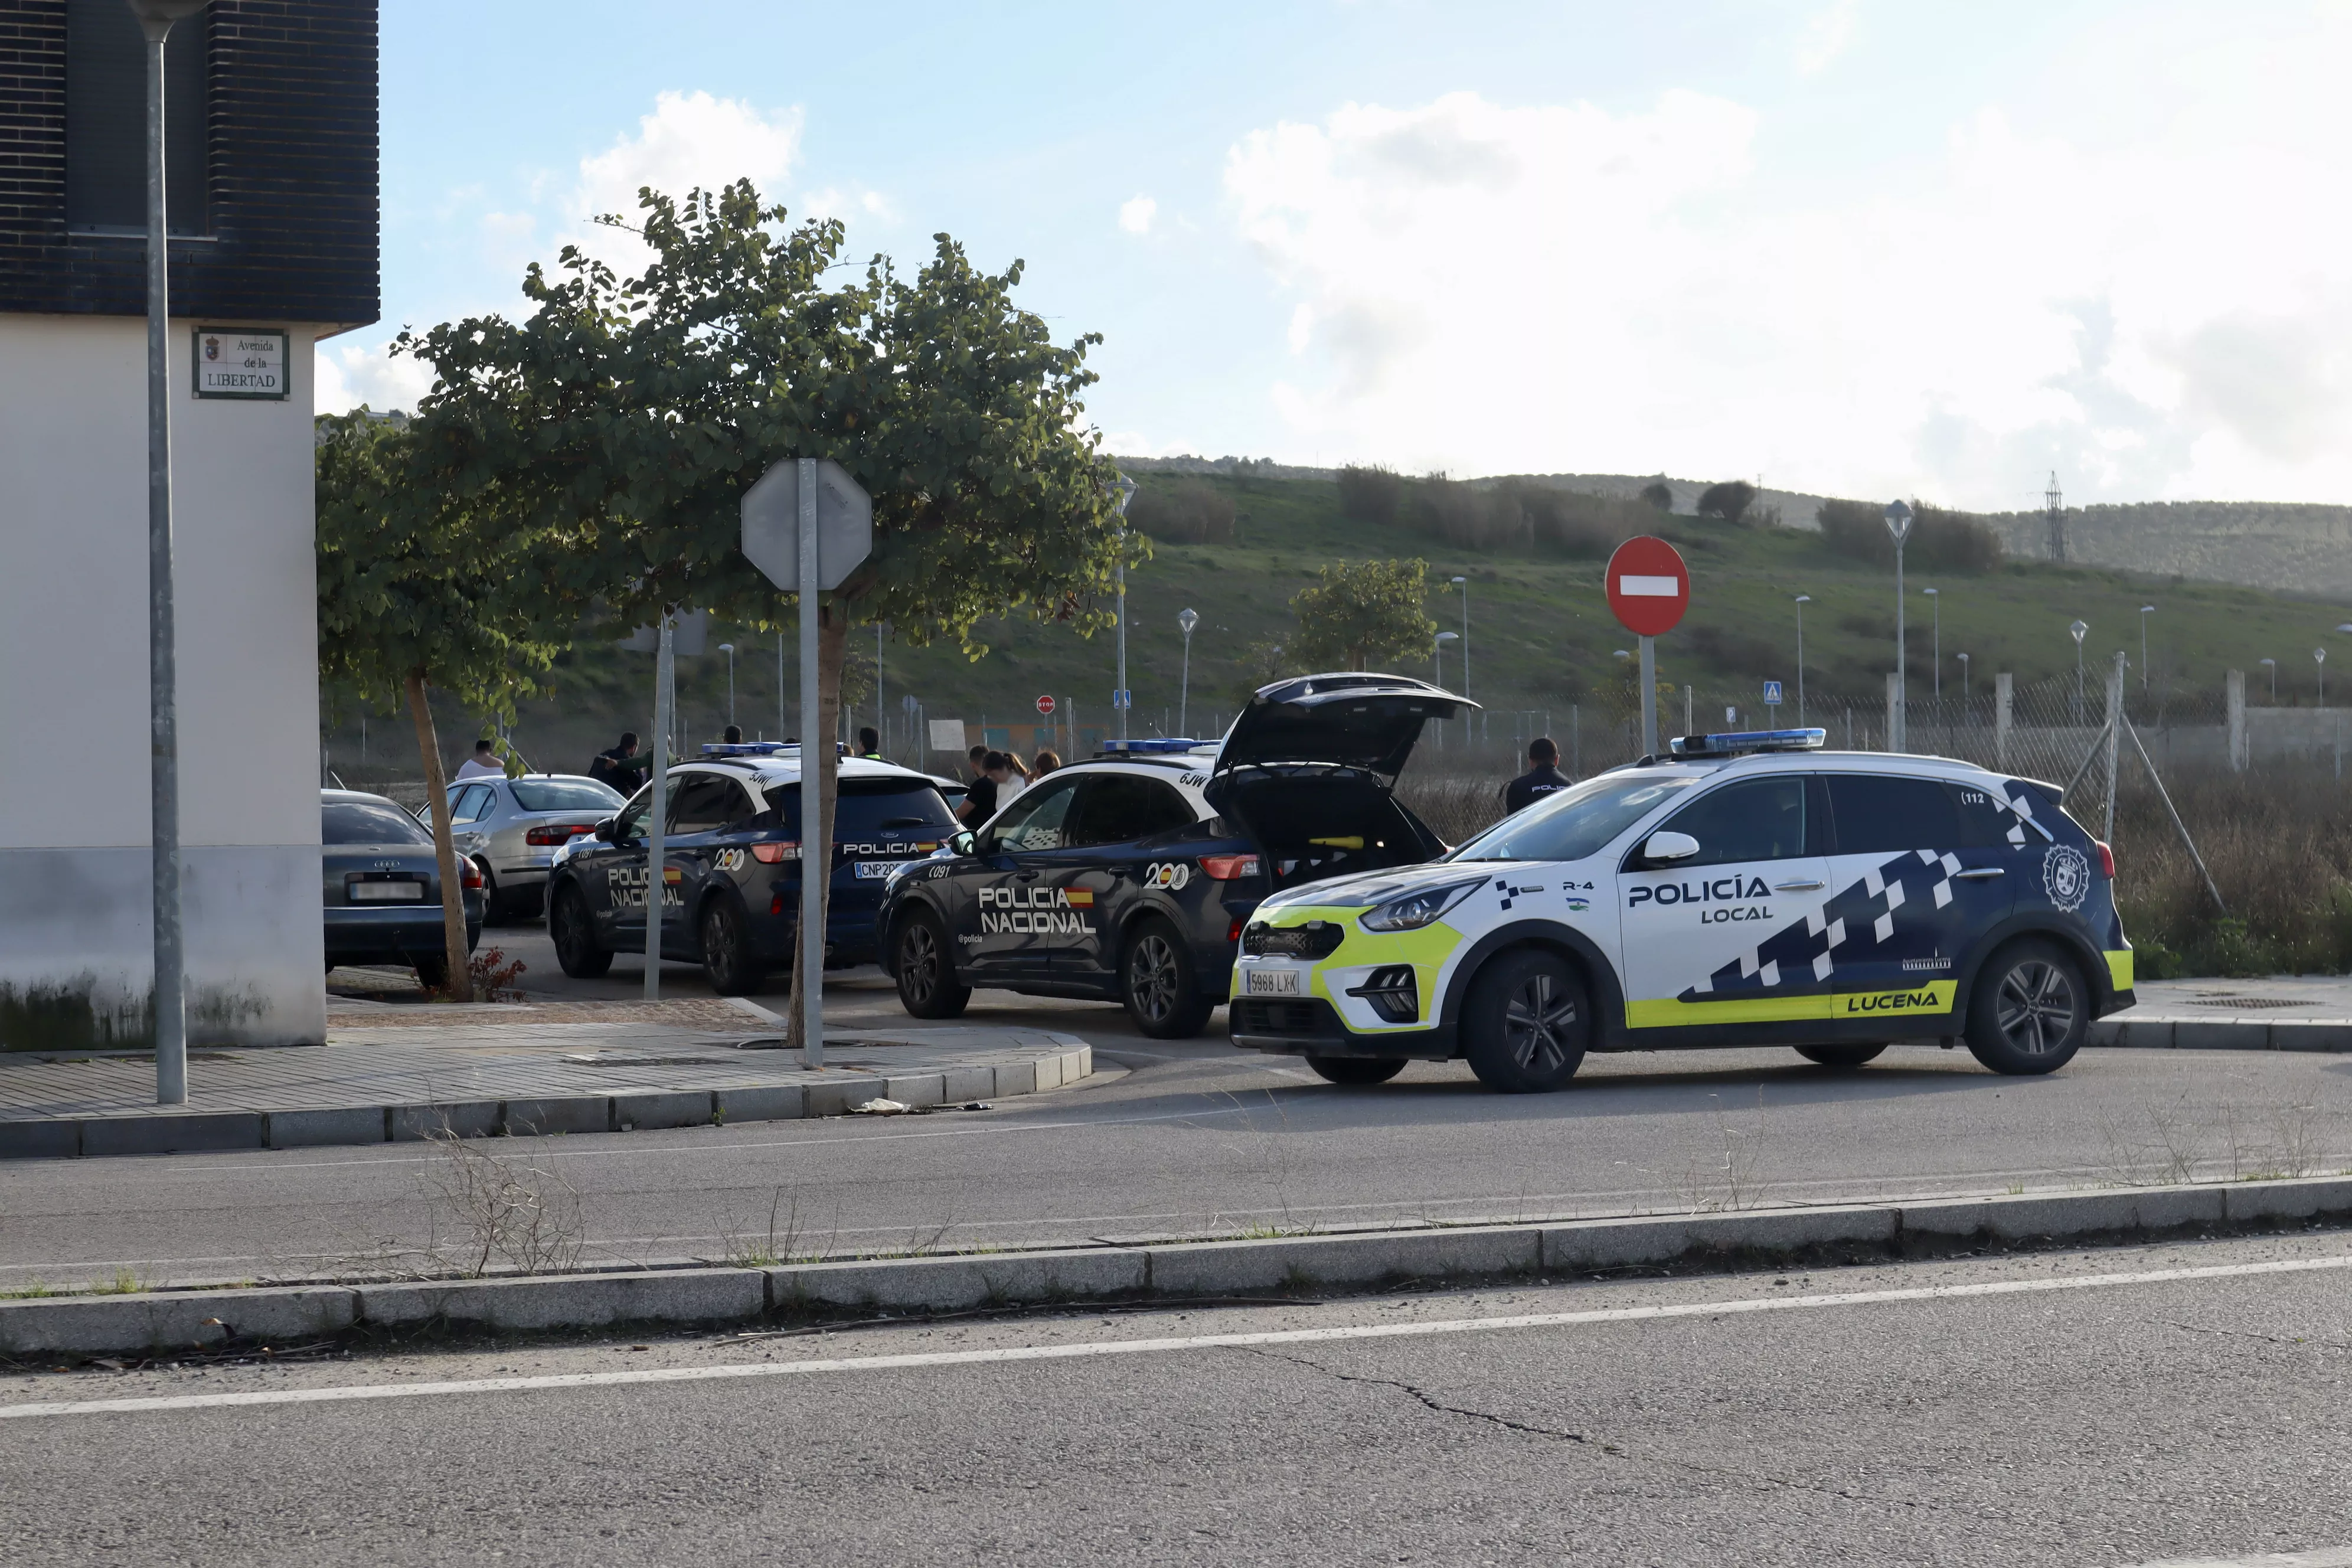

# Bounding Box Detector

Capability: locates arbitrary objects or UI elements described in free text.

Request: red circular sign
[1605,536,1690,637]
[1035,695,1056,716]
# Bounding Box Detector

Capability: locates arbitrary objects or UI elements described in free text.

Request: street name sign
[192,327,288,400]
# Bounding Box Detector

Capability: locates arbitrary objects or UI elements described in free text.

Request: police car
[1229,729,2135,1090]
[544,744,959,991]
[877,674,1474,1037]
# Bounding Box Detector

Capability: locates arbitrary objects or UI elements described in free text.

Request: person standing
[587,732,646,792]
[857,726,883,760]
[721,725,743,745]
[1502,738,1574,815]
[453,739,505,781]
[959,750,1003,825]
[1031,748,1062,779]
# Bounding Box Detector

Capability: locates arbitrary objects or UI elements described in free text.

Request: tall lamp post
[1113,474,1136,741]
[1434,631,1459,747]
[1793,594,1811,729]
[1448,574,1470,743]
[1176,608,1199,736]
[2070,619,2089,723]
[1956,652,1971,727]
[717,643,735,731]
[2138,605,2155,697]
[135,0,210,1107]
[2260,657,2277,704]
[1923,586,1940,734]
[1884,501,1913,750]
[2318,646,2328,705]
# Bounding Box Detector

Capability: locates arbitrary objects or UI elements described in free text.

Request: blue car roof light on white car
[1665,728,1826,759]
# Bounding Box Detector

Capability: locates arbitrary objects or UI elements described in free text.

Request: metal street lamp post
[2070,619,2089,723]
[717,643,735,730]
[2138,605,2155,697]
[2319,647,2329,705]
[1448,575,1471,746]
[2260,657,2277,704]
[133,0,209,1106]
[1177,607,1199,735]
[1957,652,1971,726]
[1884,502,1913,750]
[1113,474,1136,741]
[1923,586,1940,736]
[1434,632,1459,747]
[1794,595,1810,729]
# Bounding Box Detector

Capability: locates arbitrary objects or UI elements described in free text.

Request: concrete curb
[0,1043,1091,1162]
[2091,1017,2352,1051]
[9,1172,2352,1360]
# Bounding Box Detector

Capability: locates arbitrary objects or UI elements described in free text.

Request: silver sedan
[424,774,626,923]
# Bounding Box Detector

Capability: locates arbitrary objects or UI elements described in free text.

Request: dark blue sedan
[322,789,484,989]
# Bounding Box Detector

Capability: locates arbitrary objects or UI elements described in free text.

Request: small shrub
[1639,480,1673,512]
[1696,480,1757,526]
[1337,465,1406,525]
[1127,477,1235,545]
[1818,498,2003,572]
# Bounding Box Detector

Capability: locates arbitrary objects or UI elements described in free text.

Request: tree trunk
[405,671,473,1002]
[784,602,850,1045]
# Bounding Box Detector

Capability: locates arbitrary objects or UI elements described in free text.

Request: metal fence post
[1995,674,2013,772]
[2227,669,2248,772]
[2101,651,2125,840]
[1884,672,1901,753]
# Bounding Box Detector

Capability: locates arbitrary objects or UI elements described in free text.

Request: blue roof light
[1667,729,1826,758]
[1100,737,1208,754]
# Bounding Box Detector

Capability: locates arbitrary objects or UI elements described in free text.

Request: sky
[320,0,2352,512]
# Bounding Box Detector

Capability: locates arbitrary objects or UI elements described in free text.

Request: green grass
[324,472,2352,770]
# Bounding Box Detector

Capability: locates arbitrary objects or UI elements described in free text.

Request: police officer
[586,732,647,792]
[1502,737,1573,815]
[857,726,884,760]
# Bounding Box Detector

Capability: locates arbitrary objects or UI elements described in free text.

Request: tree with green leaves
[389,182,1130,1025]
[1289,558,1439,672]
[315,410,573,999]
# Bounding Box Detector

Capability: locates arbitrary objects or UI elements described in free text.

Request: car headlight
[1358,877,1486,933]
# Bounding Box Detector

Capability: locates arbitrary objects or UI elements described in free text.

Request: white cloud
[1795,0,1861,75]
[313,336,436,416]
[1223,66,2352,507]
[1119,195,1158,236]
[570,90,804,264]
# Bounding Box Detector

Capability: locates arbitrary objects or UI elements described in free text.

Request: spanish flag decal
[1064,888,1096,908]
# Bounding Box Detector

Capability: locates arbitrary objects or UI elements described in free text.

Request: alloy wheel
[1129,933,1180,1023]
[903,922,941,1007]
[1503,972,1579,1073]
[1996,960,2077,1054]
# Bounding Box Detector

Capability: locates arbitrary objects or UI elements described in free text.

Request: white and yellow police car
[1230,729,2135,1091]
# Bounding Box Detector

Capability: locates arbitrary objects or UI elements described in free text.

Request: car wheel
[894,908,971,1020]
[1123,919,1213,1039]
[1462,948,1589,1093]
[1305,1056,1408,1085]
[548,883,613,979]
[474,859,505,926]
[413,952,450,992]
[700,897,763,995]
[1965,940,2088,1075]
[1795,1043,1888,1069]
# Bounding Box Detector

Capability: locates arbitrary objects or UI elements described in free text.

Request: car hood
[1253,859,1529,916]
[1213,673,1476,781]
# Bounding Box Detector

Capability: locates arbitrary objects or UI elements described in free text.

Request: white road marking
[6,1252,2350,1422]
[2126,1549,2352,1567]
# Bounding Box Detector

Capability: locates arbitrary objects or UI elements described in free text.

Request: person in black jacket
[1502,738,1573,815]
[587,733,647,793]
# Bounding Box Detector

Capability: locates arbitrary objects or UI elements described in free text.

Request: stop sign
[1605,536,1690,637]
[1035,695,1056,716]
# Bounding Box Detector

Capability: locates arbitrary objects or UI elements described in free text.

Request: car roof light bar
[1667,728,1827,758]
[701,741,794,756]
[1100,738,1208,754]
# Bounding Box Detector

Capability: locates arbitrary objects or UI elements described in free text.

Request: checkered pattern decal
[1680,848,1963,1002]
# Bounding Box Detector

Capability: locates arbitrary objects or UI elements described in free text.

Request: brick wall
[0,0,376,326]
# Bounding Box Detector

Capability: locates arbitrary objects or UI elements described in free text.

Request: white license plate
[350,880,424,902]
[854,860,896,880]
[1245,967,1302,997]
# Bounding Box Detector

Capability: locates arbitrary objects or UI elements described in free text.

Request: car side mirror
[594,818,617,844]
[950,829,978,857]
[1643,830,1701,863]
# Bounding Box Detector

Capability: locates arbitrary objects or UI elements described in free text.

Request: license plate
[854,860,896,880]
[350,880,424,902]
[1245,967,1302,997]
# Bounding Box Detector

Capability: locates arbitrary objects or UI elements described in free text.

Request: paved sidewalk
[2095,975,2352,1050]
[0,998,1093,1159]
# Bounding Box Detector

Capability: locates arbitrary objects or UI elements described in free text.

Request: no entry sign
[1605,536,1690,638]
[1035,695,1056,716]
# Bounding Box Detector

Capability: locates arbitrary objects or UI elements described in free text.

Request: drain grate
[2188,994,2313,1010]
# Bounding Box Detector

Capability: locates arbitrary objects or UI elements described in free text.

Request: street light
[1446,574,1471,713]
[1956,652,1971,724]
[2069,619,2089,723]
[133,0,210,1108]
[1793,595,1811,728]
[1112,473,1136,741]
[1884,502,1913,750]
[2318,646,2329,705]
[1923,586,1940,732]
[1176,608,1199,736]
[717,643,735,730]
[2260,656,2278,704]
[2138,605,2155,695]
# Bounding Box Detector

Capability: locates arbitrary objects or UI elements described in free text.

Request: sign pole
[1638,635,1658,756]
[643,613,672,1000]
[798,458,824,1070]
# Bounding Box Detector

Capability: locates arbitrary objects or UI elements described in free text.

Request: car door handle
[1773,879,1825,892]
[1952,867,2005,880]
[1108,867,1130,878]
[1015,871,1040,881]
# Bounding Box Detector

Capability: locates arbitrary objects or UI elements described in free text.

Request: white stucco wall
[0,312,325,1048]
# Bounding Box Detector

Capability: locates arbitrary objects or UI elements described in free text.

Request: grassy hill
[322,472,2352,779]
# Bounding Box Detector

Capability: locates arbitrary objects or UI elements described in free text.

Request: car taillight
[770,888,785,916]
[1200,854,1261,881]
[2095,840,2115,879]
[459,860,484,890]
[525,823,596,846]
[753,841,801,863]
[1227,917,1243,944]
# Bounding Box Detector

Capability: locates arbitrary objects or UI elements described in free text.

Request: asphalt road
[7,1233,2352,1566]
[9,963,2352,1292]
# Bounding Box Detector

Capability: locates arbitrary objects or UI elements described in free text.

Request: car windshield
[510,779,622,812]
[322,800,435,847]
[1449,773,1702,863]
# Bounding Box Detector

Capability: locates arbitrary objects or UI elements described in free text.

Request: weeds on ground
[426,946,528,1004]
[422,1129,584,1276]
[2096,1097,2342,1186]
[1683,1089,1771,1213]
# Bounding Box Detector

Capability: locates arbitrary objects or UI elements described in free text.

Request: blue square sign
[1762,680,1784,704]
